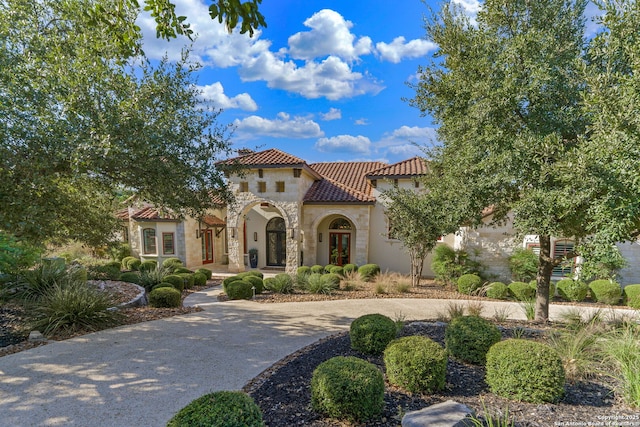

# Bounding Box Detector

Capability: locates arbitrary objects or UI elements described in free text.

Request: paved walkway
[0,287,635,427]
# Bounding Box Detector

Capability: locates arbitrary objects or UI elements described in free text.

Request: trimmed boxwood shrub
[139,260,157,272]
[486,282,509,300]
[148,287,182,308]
[509,281,535,301]
[222,275,241,293]
[86,263,121,280]
[173,267,193,274]
[310,265,324,274]
[162,257,183,272]
[343,263,358,274]
[238,271,264,279]
[127,258,141,271]
[121,256,137,270]
[177,273,195,289]
[486,339,565,403]
[324,264,336,273]
[243,275,264,294]
[119,271,141,285]
[193,272,207,287]
[350,313,397,355]
[556,279,588,302]
[166,391,264,427]
[297,266,311,276]
[323,273,341,288]
[196,268,212,280]
[529,279,556,299]
[329,266,344,276]
[226,280,254,300]
[445,315,502,365]
[589,279,622,305]
[457,273,482,295]
[311,356,384,423]
[384,336,447,393]
[623,284,640,309]
[358,264,380,282]
[163,274,185,292]
[152,282,174,291]
[264,274,294,294]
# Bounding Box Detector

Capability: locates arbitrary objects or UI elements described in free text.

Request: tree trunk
[409,248,426,287]
[535,235,555,322]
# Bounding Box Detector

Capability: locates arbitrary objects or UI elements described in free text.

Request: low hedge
[358,264,380,282]
[119,271,141,285]
[445,315,502,365]
[509,281,535,301]
[127,259,141,271]
[243,275,264,294]
[139,260,157,272]
[226,280,254,300]
[485,282,509,300]
[457,274,482,295]
[196,268,212,280]
[177,273,195,290]
[589,279,622,305]
[311,356,384,423]
[163,275,185,292]
[167,391,264,427]
[162,257,183,272]
[350,313,397,355]
[238,271,264,280]
[623,284,640,309]
[556,279,588,302]
[193,272,208,287]
[152,282,174,291]
[486,339,565,403]
[121,256,137,270]
[148,287,182,308]
[529,279,556,299]
[384,336,447,393]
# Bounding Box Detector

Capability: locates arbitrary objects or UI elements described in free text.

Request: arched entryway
[266,217,286,266]
[328,218,352,266]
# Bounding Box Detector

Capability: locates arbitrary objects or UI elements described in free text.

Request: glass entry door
[201,229,214,264]
[266,217,286,266]
[329,232,350,266]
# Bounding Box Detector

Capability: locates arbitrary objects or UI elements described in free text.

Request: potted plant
[248,248,258,268]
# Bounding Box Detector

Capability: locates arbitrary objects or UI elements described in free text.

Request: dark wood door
[201,229,214,264]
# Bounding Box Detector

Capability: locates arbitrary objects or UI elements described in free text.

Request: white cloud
[320,108,342,121]
[376,37,437,63]
[198,82,258,111]
[287,9,373,61]
[354,118,369,126]
[315,135,371,154]
[233,112,324,139]
[376,126,439,156]
[451,0,481,15]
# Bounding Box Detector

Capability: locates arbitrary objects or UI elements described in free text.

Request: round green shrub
[173,267,193,274]
[119,271,141,285]
[457,273,482,295]
[384,336,447,393]
[323,273,341,288]
[358,264,380,282]
[305,273,335,294]
[509,281,535,301]
[296,266,311,276]
[556,279,589,302]
[350,313,397,355]
[329,266,344,276]
[127,258,141,271]
[310,264,324,274]
[222,275,241,293]
[486,282,509,299]
[509,248,539,282]
[162,257,183,272]
[342,264,358,274]
[589,279,622,305]
[152,282,174,291]
[163,275,185,292]
[196,268,212,280]
[121,256,137,270]
[148,287,182,308]
[264,274,294,294]
[445,315,502,365]
[139,260,157,272]
[324,264,336,273]
[193,272,207,287]
[311,356,384,423]
[226,280,254,300]
[238,271,264,279]
[486,339,565,403]
[529,279,556,299]
[86,263,121,281]
[177,273,194,290]
[623,284,640,309]
[243,275,264,294]
[167,391,264,427]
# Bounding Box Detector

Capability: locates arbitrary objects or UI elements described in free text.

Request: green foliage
[457,273,482,295]
[296,266,311,276]
[310,265,324,274]
[384,336,447,394]
[323,273,341,287]
[529,280,556,299]
[243,275,264,294]
[623,284,640,309]
[509,249,539,282]
[139,260,157,272]
[577,241,627,282]
[350,313,397,355]
[358,264,380,282]
[166,390,264,427]
[196,268,212,280]
[127,259,142,271]
[431,245,477,286]
[86,262,122,281]
[329,266,344,276]
[163,258,184,272]
[121,256,138,270]
[305,273,338,295]
[30,281,123,336]
[342,264,358,274]
[546,326,601,381]
[600,326,640,408]
[173,267,193,274]
[119,271,142,285]
[152,282,174,291]
[226,280,254,300]
[556,279,589,302]
[177,273,195,289]
[589,280,622,305]
[0,232,42,275]
[107,243,130,262]
[311,356,384,423]
[193,272,207,287]
[148,287,182,308]
[237,271,263,279]
[324,264,335,274]
[508,282,535,301]
[486,339,565,403]
[445,316,502,365]
[222,275,241,293]
[13,262,87,302]
[163,274,185,292]
[486,282,509,300]
[264,274,294,294]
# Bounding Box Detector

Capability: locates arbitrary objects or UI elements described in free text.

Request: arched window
[142,228,157,254]
[266,217,286,231]
[329,218,352,230]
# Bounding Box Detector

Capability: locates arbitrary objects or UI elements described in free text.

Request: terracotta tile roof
[366,157,428,178]
[219,148,307,167]
[116,208,130,221]
[116,205,179,222]
[202,214,226,227]
[305,162,386,204]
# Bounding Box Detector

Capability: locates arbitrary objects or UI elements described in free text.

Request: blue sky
[137,0,600,165]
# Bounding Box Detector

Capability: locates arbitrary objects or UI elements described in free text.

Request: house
[118,148,640,286]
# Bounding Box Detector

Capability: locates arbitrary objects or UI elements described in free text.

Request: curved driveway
[0,286,631,427]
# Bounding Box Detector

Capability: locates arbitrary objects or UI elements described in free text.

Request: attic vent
[258,169,264,178]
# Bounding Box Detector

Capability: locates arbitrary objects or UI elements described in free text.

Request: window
[276,181,285,192]
[257,181,266,193]
[293,168,302,178]
[142,228,156,254]
[162,233,175,255]
[258,168,264,178]
[329,218,352,230]
[239,182,248,192]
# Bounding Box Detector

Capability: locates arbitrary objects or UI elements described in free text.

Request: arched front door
[328,218,352,266]
[266,217,286,266]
